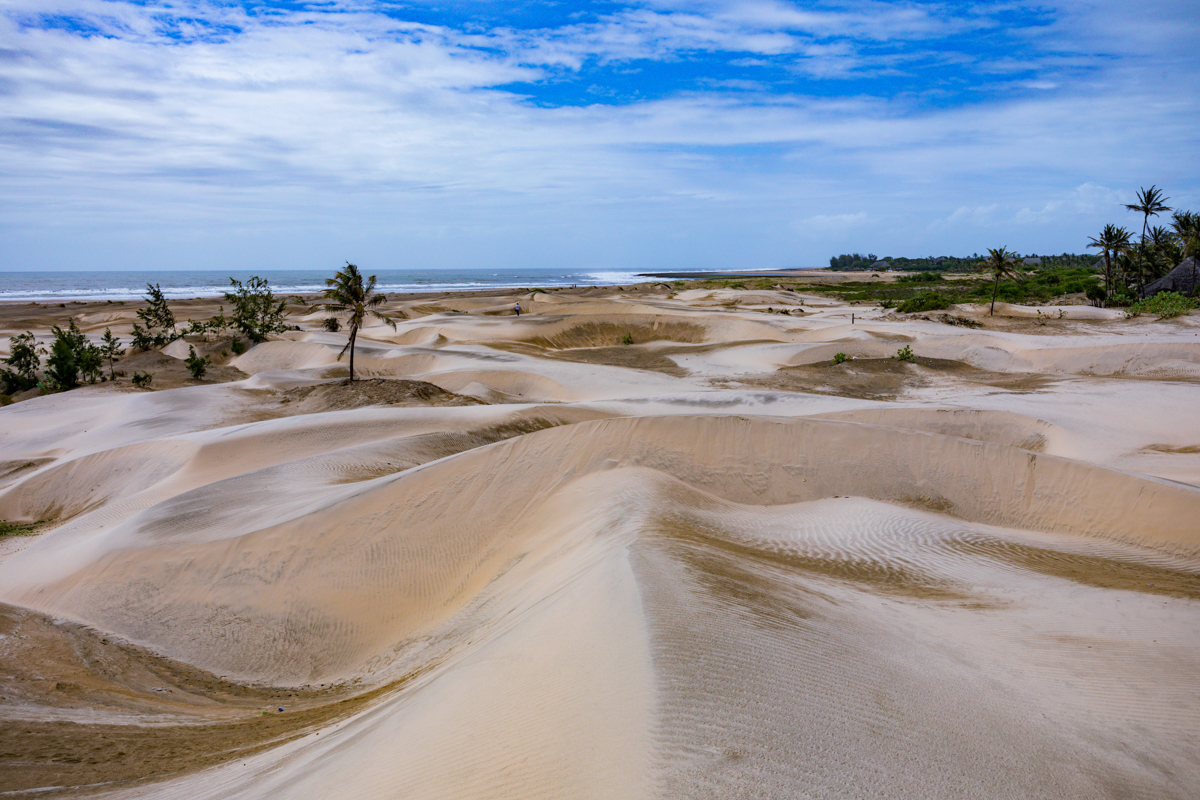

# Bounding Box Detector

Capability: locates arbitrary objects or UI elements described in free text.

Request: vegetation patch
[1123,292,1198,319]
[0,519,48,538]
[896,293,954,313]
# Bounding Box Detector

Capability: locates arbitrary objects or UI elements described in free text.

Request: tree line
[2,263,393,401]
[1087,186,1199,304]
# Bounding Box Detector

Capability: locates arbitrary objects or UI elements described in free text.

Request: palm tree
[1125,186,1171,296]
[1171,210,1200,295]
[980,247,1020,316]
[319,263,396,382]
[1087,224,1132,299]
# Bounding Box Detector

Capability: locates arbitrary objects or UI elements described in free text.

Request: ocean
[0,268,677,303]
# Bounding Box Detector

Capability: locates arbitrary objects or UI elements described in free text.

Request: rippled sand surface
[1,288,1198,798]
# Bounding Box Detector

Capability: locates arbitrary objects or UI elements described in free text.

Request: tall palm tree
[319,263,396,382]
[980,247,1020,316]
[1125,186,1171,296]
[1171,210,1200,295]
[1087,224,1132,298]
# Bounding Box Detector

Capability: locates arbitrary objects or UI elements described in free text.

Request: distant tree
[318,263,396,382]
[184,345,210,380]
[1125,186,1171,295]
[224,277,290,343]
[45,320,97,390]
[1,332,43,393]
[99,328,125,380]
[131,283,178,350]
[1087,224,1132,298]
[1170,210,1199,294]
[980,247,1021,316]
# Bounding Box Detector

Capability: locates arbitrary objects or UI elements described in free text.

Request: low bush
[894,345,915,362]
[131,371,153,388]
[1124,292,1199,319]
[1,332,43,394]
[230,338,246,355]
[896,292,953,313]
[184,345,209,379]
[832,352,848,364]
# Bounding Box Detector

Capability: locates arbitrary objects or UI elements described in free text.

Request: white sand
[1,289,1198,798]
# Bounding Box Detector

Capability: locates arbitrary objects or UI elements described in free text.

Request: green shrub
[45,320,101,389]
[1109,292,1135,307]
[131,283,179,350]
[184,345,210,379]
[896,292,953,313]
[1124,292,1199,319]
[832,352,848,364]
[897,272,944,284]
[621,333,634,345]
[131,371,153,388]
[224,277,289,342]
[1,332,43,394]
[230,337,246,355]
[893,345,915,362]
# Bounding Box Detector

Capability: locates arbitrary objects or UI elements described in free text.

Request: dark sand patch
[1142,443,1200,454]
[521,319,707,349]
[114,348,248,391]
[734,357,1056,401]
[951,540,1200,600]
[0,603,424,796]
[275,378,483,415]
[487,341,688,376]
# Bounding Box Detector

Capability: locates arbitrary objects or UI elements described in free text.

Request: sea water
[0,268,669,303]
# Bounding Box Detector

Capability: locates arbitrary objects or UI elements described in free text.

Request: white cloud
[0,1,1196,270]
[797,211,868,233]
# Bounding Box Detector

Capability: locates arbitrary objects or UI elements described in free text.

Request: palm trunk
[1139,217,1150,297]
[348,327,357,382]
[990,274,1000,316]
[1103,249,1111,300]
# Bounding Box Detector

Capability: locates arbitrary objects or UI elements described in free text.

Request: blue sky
[1,0,1197,271]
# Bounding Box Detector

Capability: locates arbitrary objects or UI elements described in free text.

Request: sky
[0,0,1197,272]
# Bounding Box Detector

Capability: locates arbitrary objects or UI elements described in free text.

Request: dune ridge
[1,286,1198,798]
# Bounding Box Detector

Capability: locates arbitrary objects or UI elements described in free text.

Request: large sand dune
[1,287,1198,798]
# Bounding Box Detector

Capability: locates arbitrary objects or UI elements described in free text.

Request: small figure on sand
[514,301,521,317]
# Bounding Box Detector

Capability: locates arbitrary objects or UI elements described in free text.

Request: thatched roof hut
[1145,257,1200,297]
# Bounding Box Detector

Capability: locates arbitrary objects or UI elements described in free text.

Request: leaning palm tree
[319,263,396,382]
[1125,186,1171,296]
[1087,224,1132,298]
[979,247,1020,316]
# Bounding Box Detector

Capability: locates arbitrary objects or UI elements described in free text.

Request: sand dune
[1,286,1198,798]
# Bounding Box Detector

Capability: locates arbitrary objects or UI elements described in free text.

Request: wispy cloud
[0,1,1196,270]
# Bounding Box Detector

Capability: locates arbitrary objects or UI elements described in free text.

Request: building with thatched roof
[1144,257,1200,297]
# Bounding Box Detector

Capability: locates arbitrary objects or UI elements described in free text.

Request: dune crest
[1,285,1198,798]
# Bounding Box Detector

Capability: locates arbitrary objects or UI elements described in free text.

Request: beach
[1,282,1198,799]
